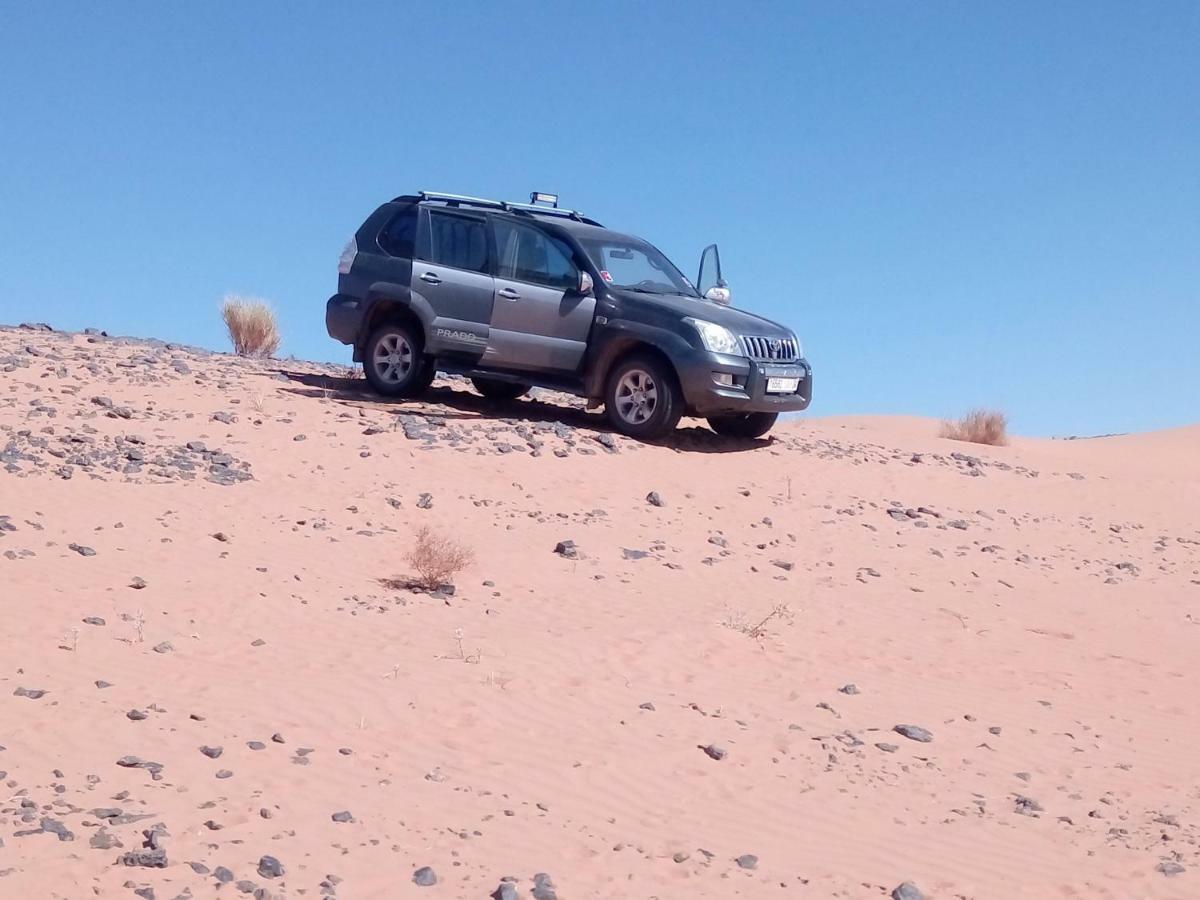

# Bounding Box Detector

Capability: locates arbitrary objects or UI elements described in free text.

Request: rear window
[424,210,489,274]
[378,206,417,258]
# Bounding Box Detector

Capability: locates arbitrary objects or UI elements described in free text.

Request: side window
[378,206,417,258]
[427,211,489,274]
[493,220,578,290]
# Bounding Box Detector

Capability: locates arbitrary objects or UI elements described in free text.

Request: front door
[484,218,595,373]
[413,208,494,358]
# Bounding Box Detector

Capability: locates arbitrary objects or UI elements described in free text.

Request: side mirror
[704,286,731,305]
[578,270,594,296]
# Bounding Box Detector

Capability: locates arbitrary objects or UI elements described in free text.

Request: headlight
[687,319,741,355]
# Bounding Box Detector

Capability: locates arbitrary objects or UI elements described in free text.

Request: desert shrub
[939,409,1007,446]
[221,295,280,358]
[404,525,474,590]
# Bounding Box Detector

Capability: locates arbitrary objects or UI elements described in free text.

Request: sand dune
[2,323,1197,899]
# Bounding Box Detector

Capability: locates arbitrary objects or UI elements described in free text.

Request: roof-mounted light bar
[415,190,601,226]
[530,191,558,208]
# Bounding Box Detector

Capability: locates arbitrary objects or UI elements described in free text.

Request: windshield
[578,236,698,297]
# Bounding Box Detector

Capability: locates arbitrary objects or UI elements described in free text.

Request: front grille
[742,335,799,361]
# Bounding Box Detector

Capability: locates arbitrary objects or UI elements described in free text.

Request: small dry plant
[440,628,481,664]
[939,409,1008,446]
[723,602,794,641]
[221,295,281,358]
[403,525,473,591]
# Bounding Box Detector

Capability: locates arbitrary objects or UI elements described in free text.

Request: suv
[326,191,812,440]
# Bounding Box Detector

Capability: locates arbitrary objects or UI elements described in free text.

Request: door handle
[498,288,521,301]
[419,272,442,284]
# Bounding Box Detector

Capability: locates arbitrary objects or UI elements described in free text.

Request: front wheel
[363,321,430,398]
[471,378,529,402]
[604,355,683,440]
[707,412,778,439]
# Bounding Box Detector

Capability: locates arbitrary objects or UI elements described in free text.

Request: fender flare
[584,320,695,398]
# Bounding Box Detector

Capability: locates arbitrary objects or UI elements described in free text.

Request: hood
[609,289,795,337]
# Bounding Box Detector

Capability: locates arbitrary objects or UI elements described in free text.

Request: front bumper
[678,351,813,417]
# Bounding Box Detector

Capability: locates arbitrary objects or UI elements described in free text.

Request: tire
[471,378,529,402]
[707,412,779,439]
[604,354,683,440]
[362,321,430,398]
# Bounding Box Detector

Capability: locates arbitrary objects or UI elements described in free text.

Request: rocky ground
[2,322,1198,899]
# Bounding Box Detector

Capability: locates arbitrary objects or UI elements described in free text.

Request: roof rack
[413,190,603,227]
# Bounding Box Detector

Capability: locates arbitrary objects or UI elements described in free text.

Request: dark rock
[257,855,284,878]
[492,884,520,900]
[90,828,121,849]
[891,883,925,900]
[893,724,933,743]
[199,746,223,759]
[129,576,147,590]
[120,848,167,868]
[532,872,557,900]
[127,709,148,721]
[1014,794,1043,816]
[247,741,266,750]
[701,744,727,761]
[152,641,173,654]
[639,701,655,711]
[554,540,579,559]
[646,491,666,507]
[13,687,46,700]
[214,866,235,883]
[1156,861,1185,877]
[876,742,899,753]
[69,543,96,557]
[83,616,106,626]
[271,733,285,744]
[331,810,354,823]
[838,683,860,695]
[41,818,75,841]
[412,866,437,886]
[215,769,233,779]
[735,854,758,870]
[188,862,210,875]
[416,493,433,510]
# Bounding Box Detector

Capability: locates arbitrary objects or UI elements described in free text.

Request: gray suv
[326,191,812,440]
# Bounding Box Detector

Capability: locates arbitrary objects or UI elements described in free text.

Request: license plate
[767,377,799,394]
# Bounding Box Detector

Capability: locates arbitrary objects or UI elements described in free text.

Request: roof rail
[414,190,603,227]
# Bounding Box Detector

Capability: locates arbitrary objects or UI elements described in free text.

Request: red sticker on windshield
[600,270,613,282]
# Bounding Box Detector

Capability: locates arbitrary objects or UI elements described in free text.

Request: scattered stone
[892,883,925,900]
[199,746,223,759]
[41,817,75,841]
[639,701,655,711]
[876,742,899,753]
[416,493,433,510]
[83,616,106,626]
[735,854,758,870]
[701,744,727,761]
[646,491,666,507]
[554,540,579,559]
[214,866,235,883]
[129,576,147,590]
[127,709,148,721]
[120,848,167,868]
[152,641,173,654]
[13,687,46,700]
[90,828,121,849]
[838,683,860,695]
[492,883,520,900]
[1156,861,1185,877]
[257,855,284,879]
[215,769,233,779]
[412,866,437,887]
[331,811,354,823]
[893,724,933,743]
[69,543,96,557]
[532,872,557,900]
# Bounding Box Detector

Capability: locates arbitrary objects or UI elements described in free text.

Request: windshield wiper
[618,285,698,298]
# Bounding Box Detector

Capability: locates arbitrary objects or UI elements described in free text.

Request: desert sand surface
[2,322,1198,900]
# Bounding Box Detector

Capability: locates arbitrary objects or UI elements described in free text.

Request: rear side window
[425,210,489,274]
[378,206,417,258]
[493,219,578,290]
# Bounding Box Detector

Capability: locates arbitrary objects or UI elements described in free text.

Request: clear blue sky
[1,2,1196,436]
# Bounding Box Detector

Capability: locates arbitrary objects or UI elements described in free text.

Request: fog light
[712,372,734,386]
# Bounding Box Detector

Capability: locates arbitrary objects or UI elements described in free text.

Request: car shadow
[270,368,775,454]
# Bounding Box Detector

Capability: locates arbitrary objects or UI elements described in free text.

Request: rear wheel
[605,355,683,440]
[707,412,778,439]
[471,378,529,402]
[363,321,430,398]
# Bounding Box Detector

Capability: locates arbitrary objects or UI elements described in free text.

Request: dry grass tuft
[221,295,281,358]
[403,525,474,591]
[723,602,794,641]
[939,409,1008,446]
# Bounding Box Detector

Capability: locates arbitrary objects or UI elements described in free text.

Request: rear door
[413,208,494,357]
[485,218,594,373]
